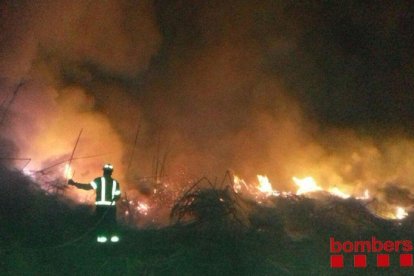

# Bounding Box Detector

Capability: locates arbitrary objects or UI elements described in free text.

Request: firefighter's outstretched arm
[68,179,94,190]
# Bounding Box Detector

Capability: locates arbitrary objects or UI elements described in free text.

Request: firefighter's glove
[68,179,76,185]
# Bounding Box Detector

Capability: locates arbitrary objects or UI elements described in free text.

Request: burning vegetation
[1,0,414,224]
[2,163,414,274]
[1,0,414,274]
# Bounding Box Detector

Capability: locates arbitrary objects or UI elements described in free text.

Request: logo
[330,237,413,268]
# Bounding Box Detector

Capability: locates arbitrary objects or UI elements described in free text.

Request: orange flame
[356,189,370,200]
[292,176,322,195]
[395,206,408,220]
[328,187,351,199]
[233,175,246,193]
[257,175,279,196]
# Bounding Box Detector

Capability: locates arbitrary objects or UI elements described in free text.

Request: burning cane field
[1,1,414,275]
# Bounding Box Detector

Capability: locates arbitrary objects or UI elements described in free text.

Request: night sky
[1,1,414,196]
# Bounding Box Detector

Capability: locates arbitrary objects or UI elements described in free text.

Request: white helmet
[103,163,113,171]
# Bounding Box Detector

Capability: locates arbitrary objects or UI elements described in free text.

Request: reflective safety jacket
[90,176,121,206]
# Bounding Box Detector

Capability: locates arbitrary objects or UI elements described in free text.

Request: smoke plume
[1,0,414,202]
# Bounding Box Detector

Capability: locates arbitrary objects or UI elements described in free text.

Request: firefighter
[68,163,121,243]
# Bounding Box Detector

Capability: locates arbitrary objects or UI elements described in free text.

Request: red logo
[330,237,413,268]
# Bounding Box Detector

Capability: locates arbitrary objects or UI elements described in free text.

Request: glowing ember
[233,175,245,193]
[22,169,35,177]
[328,187,351,199]
[293,176,322,195]
[395,207,408,220]
[257,175,279,196]
[136,202,150,216]
[356,189,370,200]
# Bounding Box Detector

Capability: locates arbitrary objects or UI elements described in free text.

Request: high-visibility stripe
[111,180,121,198]
[112,180,116,200]
[90,181,97,189]
[101,177,106,202]
[97,236,107,243]
[94,177,119,205]
[110,236,119,242]
[95,201,115,206]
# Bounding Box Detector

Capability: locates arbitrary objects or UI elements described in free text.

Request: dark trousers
[95,206,117,237]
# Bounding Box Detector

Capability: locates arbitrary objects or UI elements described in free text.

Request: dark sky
[1,0,414,194]
[151,1,414,131]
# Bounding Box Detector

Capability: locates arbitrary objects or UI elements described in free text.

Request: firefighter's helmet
[103,163,113,171]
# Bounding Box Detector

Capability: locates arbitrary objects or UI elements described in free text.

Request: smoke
[1,0,414,204]
[0,0,160,184]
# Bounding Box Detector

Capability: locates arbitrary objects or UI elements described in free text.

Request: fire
[257,175,272,194]
[257,175,279,196]
[356,189,370,200]
[233,175,246,193]
[292,176,322,195]
[395,207,408,220]
[137,202,150,216]
[328,187,351,199]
